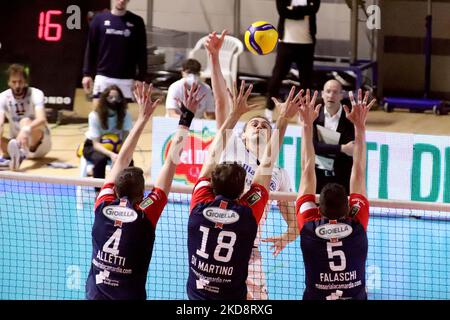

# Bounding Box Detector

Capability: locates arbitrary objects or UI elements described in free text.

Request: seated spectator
[0,64,52,170]
[82,85,133,190]
[165,59,215,119]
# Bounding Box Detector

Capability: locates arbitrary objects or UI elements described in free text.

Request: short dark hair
[211,163,246,200]
[182,59,201,75]
[319,183,349,220]
[115,167,145,205]
[7,64,28,81]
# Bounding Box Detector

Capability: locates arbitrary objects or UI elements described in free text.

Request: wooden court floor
[3,89,449,180]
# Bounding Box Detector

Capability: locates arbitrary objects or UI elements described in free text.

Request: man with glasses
[313,79,355,194]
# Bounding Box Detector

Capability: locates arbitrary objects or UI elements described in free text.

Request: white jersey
[0,87,45,138]
[165,74,215,119]
[220,132,292,246]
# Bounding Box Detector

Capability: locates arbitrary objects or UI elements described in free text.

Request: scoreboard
[0,0,109,111]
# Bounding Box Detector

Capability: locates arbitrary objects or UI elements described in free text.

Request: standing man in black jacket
[313,79,355,195]
[265,0,321,122]
[82,0,147,102]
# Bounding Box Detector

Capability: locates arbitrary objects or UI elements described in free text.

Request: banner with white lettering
[151,117,450,203]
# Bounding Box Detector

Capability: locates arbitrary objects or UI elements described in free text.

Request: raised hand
[271,86,304,119]
[133,82,160,121]
[262,234,292,257]
[343,89,376,129]
[174,82,206,116]
[205,30,227,56]
[227,80,259,116]
[298,89,321,127]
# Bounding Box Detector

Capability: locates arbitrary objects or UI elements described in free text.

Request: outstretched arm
[343,90,376,197]
[252,86,303,190]
[298,90,321,197]
[154,82,204,194]
[205,30,230,129]
[199,81,258,179]
[105,83,160,184]
[263,200,298,256]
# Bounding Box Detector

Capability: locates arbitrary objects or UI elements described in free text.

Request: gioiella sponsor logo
[315,223,353,240]
[102,205,138,223]
[161,128,214,185]
[203,207,240,224]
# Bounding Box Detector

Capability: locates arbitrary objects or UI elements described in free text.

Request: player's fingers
[227,87,234,102]
[343,104,350,116]
[305,89,311,105]
[271,97,280,106]
[367,98,377,111]
[315,104,322,114]
[239,80,246,98]
[232,81,237,98]
[363,91,369,105]
[358,88,362,105]
[244,84,253,101]
[349,91,356,107]
[147,83,153,99]
[151,98,161,111]
[310,90,319,107]
[286,86,296,104]
[293,89,304,104]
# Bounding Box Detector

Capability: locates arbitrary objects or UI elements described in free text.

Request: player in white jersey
[206,30,299,299]
[0,64,51,170]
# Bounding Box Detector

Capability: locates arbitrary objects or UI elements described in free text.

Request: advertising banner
[152,117,450,203]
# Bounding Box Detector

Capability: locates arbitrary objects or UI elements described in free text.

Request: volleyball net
[1,172,449,300]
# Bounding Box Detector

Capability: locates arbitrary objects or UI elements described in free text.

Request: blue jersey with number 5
[296,193,370,300]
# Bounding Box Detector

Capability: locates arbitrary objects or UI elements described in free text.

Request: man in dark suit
[313,80,355,194]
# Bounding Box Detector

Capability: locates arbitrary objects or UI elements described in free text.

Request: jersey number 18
[196,226,236,263]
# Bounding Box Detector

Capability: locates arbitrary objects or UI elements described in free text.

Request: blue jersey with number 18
[186,177,268,300]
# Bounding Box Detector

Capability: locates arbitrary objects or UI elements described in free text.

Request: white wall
[122,0,376,76]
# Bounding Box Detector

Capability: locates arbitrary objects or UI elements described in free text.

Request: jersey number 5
[196,226,236,263]
[327,241,346,271]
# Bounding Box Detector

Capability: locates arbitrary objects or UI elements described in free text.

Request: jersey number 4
[196,226,236,263]
[103,229,122,256]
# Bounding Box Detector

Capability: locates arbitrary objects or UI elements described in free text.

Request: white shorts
[246,247,268,300]
[93,75,134,100]
[28,126,51,159]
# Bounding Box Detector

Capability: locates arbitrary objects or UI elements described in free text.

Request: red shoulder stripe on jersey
[190,177,215,212]
[349,193,370,231]
[94,182,116,210]
[239,183,269,224]
[141,187,168,228]
[296,194,320,233]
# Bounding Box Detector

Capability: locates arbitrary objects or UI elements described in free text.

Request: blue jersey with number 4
[86,182,167,300]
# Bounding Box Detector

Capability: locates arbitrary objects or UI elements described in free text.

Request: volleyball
[244,21,278,55]
[100,133,122,153]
